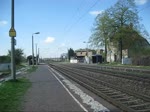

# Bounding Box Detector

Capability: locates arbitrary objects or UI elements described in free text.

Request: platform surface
[21,65,120,112]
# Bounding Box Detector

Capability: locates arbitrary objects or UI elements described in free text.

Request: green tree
[8,48,24,65]
[110,0,139,61]
[89,0,149,62]
[89,11,114,62]
[0,56,10,63]
[68,48,75,60]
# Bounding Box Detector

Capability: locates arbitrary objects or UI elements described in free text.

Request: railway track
[60,63,150,83]
[68,63,150,75]
[49,63,150,112]
[57,64,150,97]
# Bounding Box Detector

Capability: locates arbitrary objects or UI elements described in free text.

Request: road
[21,64,120,112]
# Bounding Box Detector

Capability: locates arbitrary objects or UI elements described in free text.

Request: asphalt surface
[21,65,84,112]
[21,65,120,112]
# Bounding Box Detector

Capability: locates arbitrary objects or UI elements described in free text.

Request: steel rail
[49,64,150,112]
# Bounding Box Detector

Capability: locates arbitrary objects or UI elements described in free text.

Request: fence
[132,56,150,66]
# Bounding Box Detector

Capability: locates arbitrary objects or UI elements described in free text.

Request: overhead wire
[61,0,101,50]
[138,5,150,12]
[64,0,100,35]
[63,0,86,32]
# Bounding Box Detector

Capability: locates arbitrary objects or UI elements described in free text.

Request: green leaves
[89,0,150,62]
[90,0,140,46]
[8,48,24,65]
[0,56,10,63]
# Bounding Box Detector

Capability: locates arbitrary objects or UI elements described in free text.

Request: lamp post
[9,0,16,81]
[83,41,89,57]
[35,43,38,65]
[38,48,40,64]
[32,32,40,66]
[83,41,90,64]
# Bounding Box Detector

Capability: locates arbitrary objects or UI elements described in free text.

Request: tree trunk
[105,38,107,63]
[120,38,123,62]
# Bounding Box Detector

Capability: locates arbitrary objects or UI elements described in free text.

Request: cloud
[89,10,104,16]
[44,37,55,44]
[135,0,148,5]
[0,20,8,26]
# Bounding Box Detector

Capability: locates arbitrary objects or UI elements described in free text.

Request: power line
[139,5,150,12]
[63,0,86,32]
[64,0,100,35]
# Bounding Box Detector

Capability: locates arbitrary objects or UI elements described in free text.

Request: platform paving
[21,65,85,112]
[20,64,121,112]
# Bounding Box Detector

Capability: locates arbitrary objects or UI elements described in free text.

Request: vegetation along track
[49,63,150,112]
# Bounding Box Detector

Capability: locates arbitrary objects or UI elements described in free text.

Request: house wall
[107,49,129,62]
[76,51,93,57]
[107,42,118,62]
[107,50,117,62]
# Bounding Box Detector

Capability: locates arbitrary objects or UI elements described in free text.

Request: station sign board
[9,27,16,37]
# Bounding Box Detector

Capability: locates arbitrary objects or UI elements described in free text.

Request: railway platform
[20,64,120,112]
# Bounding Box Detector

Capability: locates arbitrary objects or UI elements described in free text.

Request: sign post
[9,0,16,81]
[9,27,16,37]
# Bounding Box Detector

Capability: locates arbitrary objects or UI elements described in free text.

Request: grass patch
[0,78,31,112]
[26,66,38,73]
[16,64,26,70]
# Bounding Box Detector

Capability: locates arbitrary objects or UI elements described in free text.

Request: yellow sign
[9,28,16,37]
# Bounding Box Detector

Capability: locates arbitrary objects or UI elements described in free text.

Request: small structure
[75,49,95,63]
[27,55,36,65]
[92,55,103,63]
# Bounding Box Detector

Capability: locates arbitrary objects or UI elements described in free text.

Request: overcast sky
[0,0,150,58]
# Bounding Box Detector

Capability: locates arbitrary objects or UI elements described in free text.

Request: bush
[0,56,11,63]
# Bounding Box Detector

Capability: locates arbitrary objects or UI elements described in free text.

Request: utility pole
[32,32,40,66]
[32,35,34,66]
[103,32,107,63]
[9,0,16,81]
[120,38,123,63]
[105,37,107,63]
[35,44,38,65]
[38,48,40,64]
[83,41,90,64]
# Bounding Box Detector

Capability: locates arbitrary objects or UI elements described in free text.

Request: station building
[75,49,103,64]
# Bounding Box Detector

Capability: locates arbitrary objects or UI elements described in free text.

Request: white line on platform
[48,66,88,112]
[48,66,110,112]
